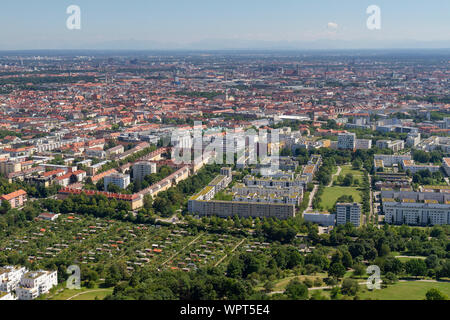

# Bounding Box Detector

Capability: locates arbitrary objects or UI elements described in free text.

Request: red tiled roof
[1,189,27,201]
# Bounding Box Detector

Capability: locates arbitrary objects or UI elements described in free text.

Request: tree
[342,250,353,269]
[353,263,366,278]
[341,278,359,296]
[383,272,398,285]
[352,159,362,170]
[342,174,354,186]
[425,288,448,300]
[0,200,11,214]
[328,262,346,279]
[226,258,244,278]
[284,279,309,300]
[405,259,427,278]
[379,244,391,257]
[263,281,275,293]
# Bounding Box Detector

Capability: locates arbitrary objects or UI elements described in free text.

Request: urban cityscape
[0,0,449,309]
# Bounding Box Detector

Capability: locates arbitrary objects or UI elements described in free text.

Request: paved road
[304,184,319,213]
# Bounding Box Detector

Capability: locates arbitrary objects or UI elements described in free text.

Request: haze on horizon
[0,0,449,50]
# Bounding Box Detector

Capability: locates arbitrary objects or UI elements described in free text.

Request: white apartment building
[133,161,157,182]
[402,160,441,174]
[233,193,300,205]
[336,203,361,227]
[374,154,412,169]
[104,173,131,190]
[406,132,421,147]
[16,270,58,300]
[383,201,450,226]
[303,212,336,226]
[0,266,27,293]
[355,139,372,150]
[381,190,450,226]
[337,133,356,150]
[443,158,450,176]
[243,175,305,189]
[376,140,404,152]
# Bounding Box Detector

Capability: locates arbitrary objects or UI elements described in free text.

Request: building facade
[336,203,361,227]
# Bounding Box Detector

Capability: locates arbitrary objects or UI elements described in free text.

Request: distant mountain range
[2,38,450,51]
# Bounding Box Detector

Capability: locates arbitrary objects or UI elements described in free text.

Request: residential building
[0,189,27,208]
[376,140,404,152]
[132,161,157,183]
[336,203,361,227]
[15,270,57,300]
[0,266,27,293]
[303,212,336,226]
[337,133,356,150]
[402,160,440,174]
[443,158,450,176]
[355,139,372,150]
[381,190,450,226]
[104,173,131,190]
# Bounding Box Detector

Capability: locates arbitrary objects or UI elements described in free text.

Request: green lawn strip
[319,186,362,211]
[358,281,450,300]
[69,288,114,300]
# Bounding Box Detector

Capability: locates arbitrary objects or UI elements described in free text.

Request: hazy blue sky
[0,0,449,49]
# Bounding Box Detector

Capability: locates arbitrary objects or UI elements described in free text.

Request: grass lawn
[69,289,113,300]
[48,284,113,300]
[333,165,364,183]
[396,256,427,262]
[340,165,364,177]
[257,273,329,292]
[358,281,450,300]
[320,186,362,211]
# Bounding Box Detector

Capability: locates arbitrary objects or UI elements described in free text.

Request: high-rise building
[336,203,361,227]
[337,133,356,150]
[133,161,157,183]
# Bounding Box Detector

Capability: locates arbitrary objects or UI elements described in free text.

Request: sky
[0,0,449,50]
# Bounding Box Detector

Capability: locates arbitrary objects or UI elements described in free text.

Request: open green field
[340,165,364,178]
[358,281,450,300]
[48,286,113,300]
[266,273,328,292]
[68,289,113,300]
[333,165,364,183]
[320,186,362,211]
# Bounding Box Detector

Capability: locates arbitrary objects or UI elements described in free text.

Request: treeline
[132,165,175,192]
[105,267,254,300]
[40,193,132,221]
[0,75,97,86]
[403,95,450,104]
[95,145,157,174]
[140,164,222,218]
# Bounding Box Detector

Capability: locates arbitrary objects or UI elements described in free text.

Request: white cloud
[327,22,339,30]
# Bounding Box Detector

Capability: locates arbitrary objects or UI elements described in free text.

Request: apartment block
[376,140,404,152]
[381,190,450,226]
[132,161,157,183]
[189,199,295,220]
[337,133,356,150]
[15,270,58,300]
[336,203,361,227]
[104,173,131,190]
[0,189,27,209]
